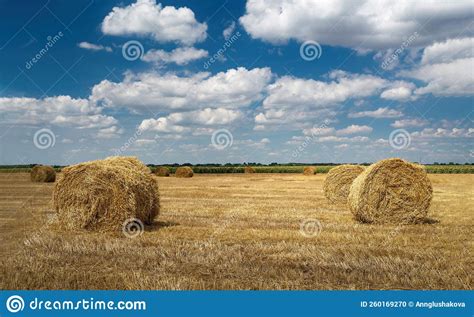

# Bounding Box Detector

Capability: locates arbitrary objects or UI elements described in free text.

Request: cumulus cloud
[97,126,124,139]
[411,128,473,138]
[0,96,117,129]
[77,42,112,52]
[391,119,428,128]
[348,107,403,118]
[91,67,272,112]
[101,0,207,45]
[139,108,241,133]
[380,81,417,101]
[256,71,387,129]
[223,21,236,40]
[336,125,373,135]
[142,47,208,65]
[240,0,473,51]
[400,38,474,96]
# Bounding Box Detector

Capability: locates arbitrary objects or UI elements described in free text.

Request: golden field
[0,172,472,290]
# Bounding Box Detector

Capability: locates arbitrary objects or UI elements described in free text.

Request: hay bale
[52,156,159,231]
[30,165,56,182]
[348,158,433,224]
[303,166,316,175]
[155,166,170,177]
[244,166,256,174]
[323,165,364,204]
[175,166,193,178]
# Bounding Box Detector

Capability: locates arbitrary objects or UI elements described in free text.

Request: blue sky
[0,0,473,165]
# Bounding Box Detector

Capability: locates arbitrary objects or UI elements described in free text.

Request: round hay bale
[155,166,170,177]
[323,165,364,204]
[52,156,159,231]
[175,166,193,178]
[348,158,433,224]
[303,166,316,175]
[30,165,56,182]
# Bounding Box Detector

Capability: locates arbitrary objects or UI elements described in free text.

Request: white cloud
[336,125,373,135]
[421,37,474,65]
[139,108,241,133]
[91,67,272,112]
[97,126,124,139]
[391,119,428,128]
[348,107,403,118]
[263,71,387,110]
[380,81,417,101]
[400,38,474,96]
[411,128,473,138]
[0,96,117,129]
[223,21,236,40]
[77,42,112,52]
[240,0,473,50]
[101,0,207,45]
[142,47,208,65]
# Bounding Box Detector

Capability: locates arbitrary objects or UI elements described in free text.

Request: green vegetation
[1,163,472,174]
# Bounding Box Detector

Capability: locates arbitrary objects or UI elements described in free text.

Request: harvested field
[0,173,472,290]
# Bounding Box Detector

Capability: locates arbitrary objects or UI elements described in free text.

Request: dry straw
[348,158,433,224]
[303,166,316,175]
[30,165,56,182]
[155,166,170,177]
[244,166,256,174]
[323,165,364,204]
[52,156,159,231]
[175,166,194,178]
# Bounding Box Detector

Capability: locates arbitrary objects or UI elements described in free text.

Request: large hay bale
[52,156,159,231]
[303,166,316,175]
[31,165,56,182]
[348,158,433,224]
[155,166,170,177]
[175,166,193,178]
[244,166,256,174]
[323,165,364,204]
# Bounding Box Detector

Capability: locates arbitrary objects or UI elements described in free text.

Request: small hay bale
[303,166,316,175]
[323,165,364,204]
[155,166,170,177]
[244,166,256,174]
[30,165,56,182]
[348,158,433,224]
[175,166,193,178]
[52,156,159,231]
